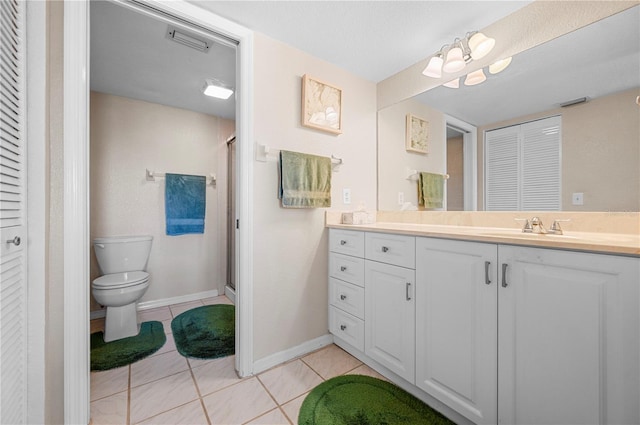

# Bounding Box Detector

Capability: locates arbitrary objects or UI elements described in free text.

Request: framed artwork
[406,113,429,154]
[301,74,342,135]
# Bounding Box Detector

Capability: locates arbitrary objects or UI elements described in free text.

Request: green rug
[171,304,235,359]
[90,321,166,371]
[299,375,455,425]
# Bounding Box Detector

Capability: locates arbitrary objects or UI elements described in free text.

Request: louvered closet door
[0,0,28,423]
[521,117,561,210]
[485,125,520,210]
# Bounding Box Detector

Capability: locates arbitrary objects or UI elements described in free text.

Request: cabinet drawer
[366,232,415,269]
[330,229,365,257]
[329,306,364,351]
[329,253,365,286]
[329,278,365,319]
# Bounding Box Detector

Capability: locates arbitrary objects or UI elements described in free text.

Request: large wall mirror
[377,5,639,212]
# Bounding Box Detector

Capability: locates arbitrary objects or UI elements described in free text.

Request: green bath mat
[171,304,235,359]
[90,321,166,371]
[299,374,455,425]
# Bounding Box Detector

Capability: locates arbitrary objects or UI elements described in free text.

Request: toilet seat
[92,271,149,290]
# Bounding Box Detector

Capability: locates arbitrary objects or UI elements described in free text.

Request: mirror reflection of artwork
[302,74,342,134]
[406,114,429,154]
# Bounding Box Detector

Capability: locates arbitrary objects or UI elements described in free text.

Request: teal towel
[418,172,444,209]
[165,173,206,235]
[279,150,332,208]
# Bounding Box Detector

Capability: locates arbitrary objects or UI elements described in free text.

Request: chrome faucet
[517,217,570,235]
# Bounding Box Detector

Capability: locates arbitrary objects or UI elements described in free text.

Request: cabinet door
[365,260,415,383]
[415,238,498,425]
[498,246,639,425]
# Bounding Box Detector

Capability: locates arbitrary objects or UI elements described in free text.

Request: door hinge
[236,219,240,229]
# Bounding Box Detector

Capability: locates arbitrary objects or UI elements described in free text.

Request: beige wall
[90,92,234,311]
[377,98,446,210]
[252,34,377,361]
[478,88,640,211]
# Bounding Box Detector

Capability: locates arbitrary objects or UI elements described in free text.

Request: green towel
[279,150,331,208]
[418,172,444,209]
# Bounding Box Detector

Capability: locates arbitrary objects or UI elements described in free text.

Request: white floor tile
[302,344,362,379]
[130,371,199,424]
[135,399,208,425]
[130,350,189,388]
[202,378,276,425]
[90,366,129,401]
[281,392,308,425]
[90,391,128,425]
[191,355,241,397]
[245,407,292,425]
[170,301,204,318]
[258,360,323,405]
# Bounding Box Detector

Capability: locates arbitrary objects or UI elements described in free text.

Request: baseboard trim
[253,334,334,374]
[224,285,236,304]
[90,289,220,320]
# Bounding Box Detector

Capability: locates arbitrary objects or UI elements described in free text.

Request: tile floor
[90,295,384,424]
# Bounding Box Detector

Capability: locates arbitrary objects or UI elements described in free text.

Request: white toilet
[92,235,153,342]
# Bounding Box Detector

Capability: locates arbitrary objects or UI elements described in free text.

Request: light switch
[572,192,584,205]
[398,192,404,205]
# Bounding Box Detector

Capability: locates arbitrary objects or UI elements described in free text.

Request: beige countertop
[327,222,640,256]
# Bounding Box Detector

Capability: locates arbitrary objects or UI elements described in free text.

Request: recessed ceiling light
[203,80,234,100]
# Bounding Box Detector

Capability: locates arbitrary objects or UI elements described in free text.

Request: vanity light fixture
[464,68,486,86]
[489,57,512,74]
[443,78,459,88]
[203,79,234,99]
[422,31,495,79]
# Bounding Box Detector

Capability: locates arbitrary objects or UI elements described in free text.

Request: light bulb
[443,78,459,89]
[464,69,486,86]
[489,57,512,74]
[468,32,495,60]
[442,47,465,73]
[422,55,444,78]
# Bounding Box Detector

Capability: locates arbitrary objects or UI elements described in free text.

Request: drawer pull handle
[502,263,509,288]
[340,324,347,331]
[382,246,389,253]
[406,282,412,301]
[340,240,347,245]
[340,294,347,300]
[340,266,347,272]
[485,261,492,285]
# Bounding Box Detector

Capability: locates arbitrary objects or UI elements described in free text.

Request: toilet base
[104,302,140,342]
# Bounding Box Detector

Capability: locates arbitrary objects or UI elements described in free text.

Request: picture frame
[301,74,342,135]
[405,113,429,154]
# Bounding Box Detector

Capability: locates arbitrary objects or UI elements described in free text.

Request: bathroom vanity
[327,222,639,425]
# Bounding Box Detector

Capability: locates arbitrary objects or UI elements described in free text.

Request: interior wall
[252,33,377,361]
[446,136,464,211]
[377,98,446,211]
[477,88,640,211]
[90,92,234,311]
[45,1,64,423]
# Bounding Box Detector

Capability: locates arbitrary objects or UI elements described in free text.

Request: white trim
[63,1,90,423]
[224,285,236,304]
[64,1,255,420]
[445,115,478,211]
[89,289,220,320]
[26,2,46,423]
[253,334,334,374]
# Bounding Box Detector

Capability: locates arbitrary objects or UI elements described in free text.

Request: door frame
[63,1,254,422]
[444,114,477,211]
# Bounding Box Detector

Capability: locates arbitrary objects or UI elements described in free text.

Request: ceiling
[90,1,530,119]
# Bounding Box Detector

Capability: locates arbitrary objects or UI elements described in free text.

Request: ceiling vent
[166,26,210,53]
[560,97,589,108]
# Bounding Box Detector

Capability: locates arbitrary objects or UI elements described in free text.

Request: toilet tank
[93,235,153,274]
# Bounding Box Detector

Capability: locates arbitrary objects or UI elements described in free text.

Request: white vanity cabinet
[415,238,498,425]
[328,227,639,425]
[497,245,639,425]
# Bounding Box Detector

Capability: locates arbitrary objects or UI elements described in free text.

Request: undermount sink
[474,228,637,244]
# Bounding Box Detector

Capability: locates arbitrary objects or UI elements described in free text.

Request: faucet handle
[515,218,533,233]
[551,219,571,234]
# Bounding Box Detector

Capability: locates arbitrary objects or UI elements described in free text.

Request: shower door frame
[62,1,255,422]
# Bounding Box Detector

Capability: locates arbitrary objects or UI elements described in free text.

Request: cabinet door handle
[382,246,389,253]
[501,263,509,288]
[340,240,347,245]
[406,282,412,301]
[340,294,347,300]
[484,261,492,285]
[340,266,347,272]
[340,324,347,331]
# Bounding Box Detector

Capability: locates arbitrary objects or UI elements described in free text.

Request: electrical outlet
[572,192,584,205]
[398,192,404,205]
[343,188,351,205]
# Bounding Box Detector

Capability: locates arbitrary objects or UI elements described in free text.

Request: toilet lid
[92,271,149,289]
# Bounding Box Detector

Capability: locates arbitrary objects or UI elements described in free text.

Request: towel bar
[406,168,449,181]
[145,169,216,186]
[256,143,343,168]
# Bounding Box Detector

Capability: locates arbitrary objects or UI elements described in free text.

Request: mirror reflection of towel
[418,172,444,209]
[165,173,206,235]
[279,150,331,208]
